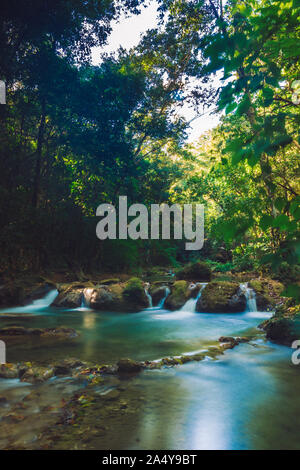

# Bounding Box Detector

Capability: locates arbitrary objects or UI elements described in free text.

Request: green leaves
[262,87,274,107]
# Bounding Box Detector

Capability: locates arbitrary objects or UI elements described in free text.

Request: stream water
[0,287,299,450]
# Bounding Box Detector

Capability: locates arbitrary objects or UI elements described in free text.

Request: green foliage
[205,260,235,273]
[176,261,212,281]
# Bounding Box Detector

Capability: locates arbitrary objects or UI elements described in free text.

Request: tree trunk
[32,98,46,208]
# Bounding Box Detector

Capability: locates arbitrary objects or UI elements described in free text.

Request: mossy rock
[0,326,78,338]
[122,278,149,310]
[149,285,169,306]
[176,261,212,281]
[197,281,246,313]
[20,366,54,384]
[0,363,19,379]
[249,278,284,310]
[117,358,143,374]
[164,280,189,310]
[51,288,83,308]
[99,278,121,285]
[259,304,300,345]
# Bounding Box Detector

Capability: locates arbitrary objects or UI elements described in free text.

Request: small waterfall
[180,283,207,313]
[158,286,171,308]
[240,283,257,312]
[73,291,91,311]
[145,288,153,308]
[81,293,87,309]
[0,289,58,313]
[29,289,59,308]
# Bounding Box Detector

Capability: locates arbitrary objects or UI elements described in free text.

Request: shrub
[176,261,212,281]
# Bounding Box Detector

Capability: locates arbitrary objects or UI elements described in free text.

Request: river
[0,289,299,449]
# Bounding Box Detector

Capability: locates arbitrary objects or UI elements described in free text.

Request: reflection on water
[0,301,272,364]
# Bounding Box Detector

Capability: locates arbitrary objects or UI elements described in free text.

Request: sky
[91,2,222,142]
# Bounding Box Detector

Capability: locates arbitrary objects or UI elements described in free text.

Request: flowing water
[0,286,299,450]
[180,283,207,313]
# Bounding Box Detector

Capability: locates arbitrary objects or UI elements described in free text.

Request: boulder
[259,303,300,345]
[188,282,202,298]
[84,286,117,310]
[176,261,212,281]
[24,282,56,304]
[85,279,149,312]
[0,363,19,379]
[20,366,54,384]
[149,286,169,306]
[117,358,143,374]
[0,326,78,338]
[164,280,189,310]
[249,278,284,311]
[53,358,86,376]
[196,281,246,313]
[0,278,55,308]
[51,287,83,308]
[121,278,149,310]
[98,278,121,285]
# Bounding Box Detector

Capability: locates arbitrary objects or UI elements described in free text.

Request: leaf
[225,102,237,115]
[272,214,291,230]
[236,95,252,116]
[282,284,300,301]
[260,214,274,230]
[262,87,274,106]
[274,197,287,212]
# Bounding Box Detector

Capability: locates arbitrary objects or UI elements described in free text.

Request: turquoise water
[0,291,299,450]
[0,290,272,364]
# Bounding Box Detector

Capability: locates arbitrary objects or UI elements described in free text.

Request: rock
[117,358,143,374]
[84,286,117,310]
[218,336,240,349]
[176,261,212,282]
[196,281,246,313]
[236,336,250,343]
[218,336,236,343]
[20,366,54,384]
[0,363,19,379]
[249,278,284,311]
[189,282,202,298]
[53,278,149,312]
[51,287,83,308]
[0,326,78,338]
[0,277,55,308]
[259,303,300,345]
[149,286,169,306]
[24,282,56,304]
[122,278,149,310]
[161,357,181,366]
[53,358,85,376]
[164,280,189,310]
[98,278,121,285]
